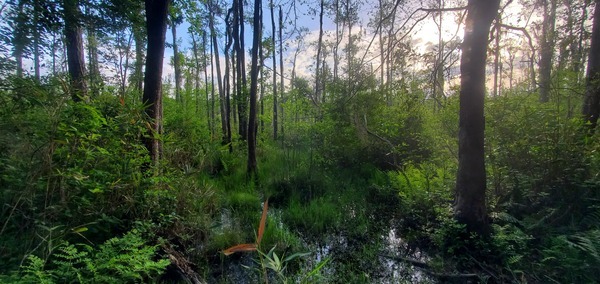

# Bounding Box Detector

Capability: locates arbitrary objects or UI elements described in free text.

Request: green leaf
[283,252,311,263]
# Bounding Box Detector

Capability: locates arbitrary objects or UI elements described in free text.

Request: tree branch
[380,254,481,281]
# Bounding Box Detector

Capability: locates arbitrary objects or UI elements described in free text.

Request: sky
[0,0,544,94]
[162,0,471,89]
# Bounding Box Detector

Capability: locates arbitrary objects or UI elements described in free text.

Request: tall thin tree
[64,0,88,101]
[455,0,500,236]
[583,0,600,130]
[270,0,278,140]
[142,0,170,166]
[248,0,262,175]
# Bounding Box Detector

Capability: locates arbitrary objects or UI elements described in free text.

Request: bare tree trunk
[573,0,590,83]
[85,2,101,97]
[455,0,499,236]
[248,0,261,176]
[270,0,278,140]
[539,0,557,102]
[208,5,224,137]
[64,0,88,101]
[378,0,385,92]
[33,0,41,81]
[133,26,145,94]
[192,34,200,114]
[143,0,169,166]
[13,0,26,78]
[233,0,248,140]
[209,33,215,136]
[171,20,182,103]
[315,0,325,103]
[224,10,234,148]
[260,44,265,133]
[279,6,285,139]
[334,0,340,82]
[493,16,501,97]
[210,51,216,139]
[583,0,600,129]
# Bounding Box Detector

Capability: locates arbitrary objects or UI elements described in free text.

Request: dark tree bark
[191,33,200,114]
[12,0,27,78]
[454,0,499,236]
[84,2,100,97]
[538,0,557,102]
[260,39,265,133]
[493,16,501,97]
[278,6,285,139]
[211,35,218,139]
[224,9,234,149]
[270,0,278,140]
[207,0,224,140]
[233,0,248,140]
[247,0,261,176]
[133,25,145,94]
[33,0,41,81]
[64,0,88,101]
[143,0,170,166]
[171,19,182,103]
[583,0,600,129]
[207,33,215,137]
[315,0,324,103]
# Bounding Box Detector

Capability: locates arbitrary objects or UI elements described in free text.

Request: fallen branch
[380,254,480,281]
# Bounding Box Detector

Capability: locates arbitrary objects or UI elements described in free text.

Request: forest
[1,0,600,282]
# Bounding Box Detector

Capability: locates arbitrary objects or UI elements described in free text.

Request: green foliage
[283,197,341,236]
[3,229,169,283]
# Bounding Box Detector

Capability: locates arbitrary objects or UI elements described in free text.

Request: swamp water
[209,206,434,283]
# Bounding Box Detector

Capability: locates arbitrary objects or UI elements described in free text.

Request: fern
[21,255,53,284]
[17,230,170,283]
[564,230,600,262]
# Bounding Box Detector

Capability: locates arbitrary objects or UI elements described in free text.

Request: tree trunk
[192,34,200,114]
[315,0,324,103]
[208,32,215,136]
[171,20,181,103]
[455,0,499,236]
[247,0,261,176]
[33,0,41,81]
[233,0,248,140]
[573,0,590,83]
[279,6,285,139]
[64,0,88,101]
[84,2,100,97]
[210,35,217,138]
[224,10,234,148]
[270,0,278,140]
[493,16,501,97]
[334,0,340,82]
[583,0,600,129]
[13,0,27,78]
[208,4,224,137]
[133,25,145,94]
[143,0,170,166]
[539,0,557,102]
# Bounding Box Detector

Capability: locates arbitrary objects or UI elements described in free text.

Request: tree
[170,5,183,103]
[278,6,285,138]
[248,0,262,175]
[314,0,325,104]
[211,5,224,138]
[538,0,557,102]
[10,0,30,79]
[583,0,600,129]
[270,0,278,140]
[454,0,500,236]
[143,0,170,166]
[64,0,87,101]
